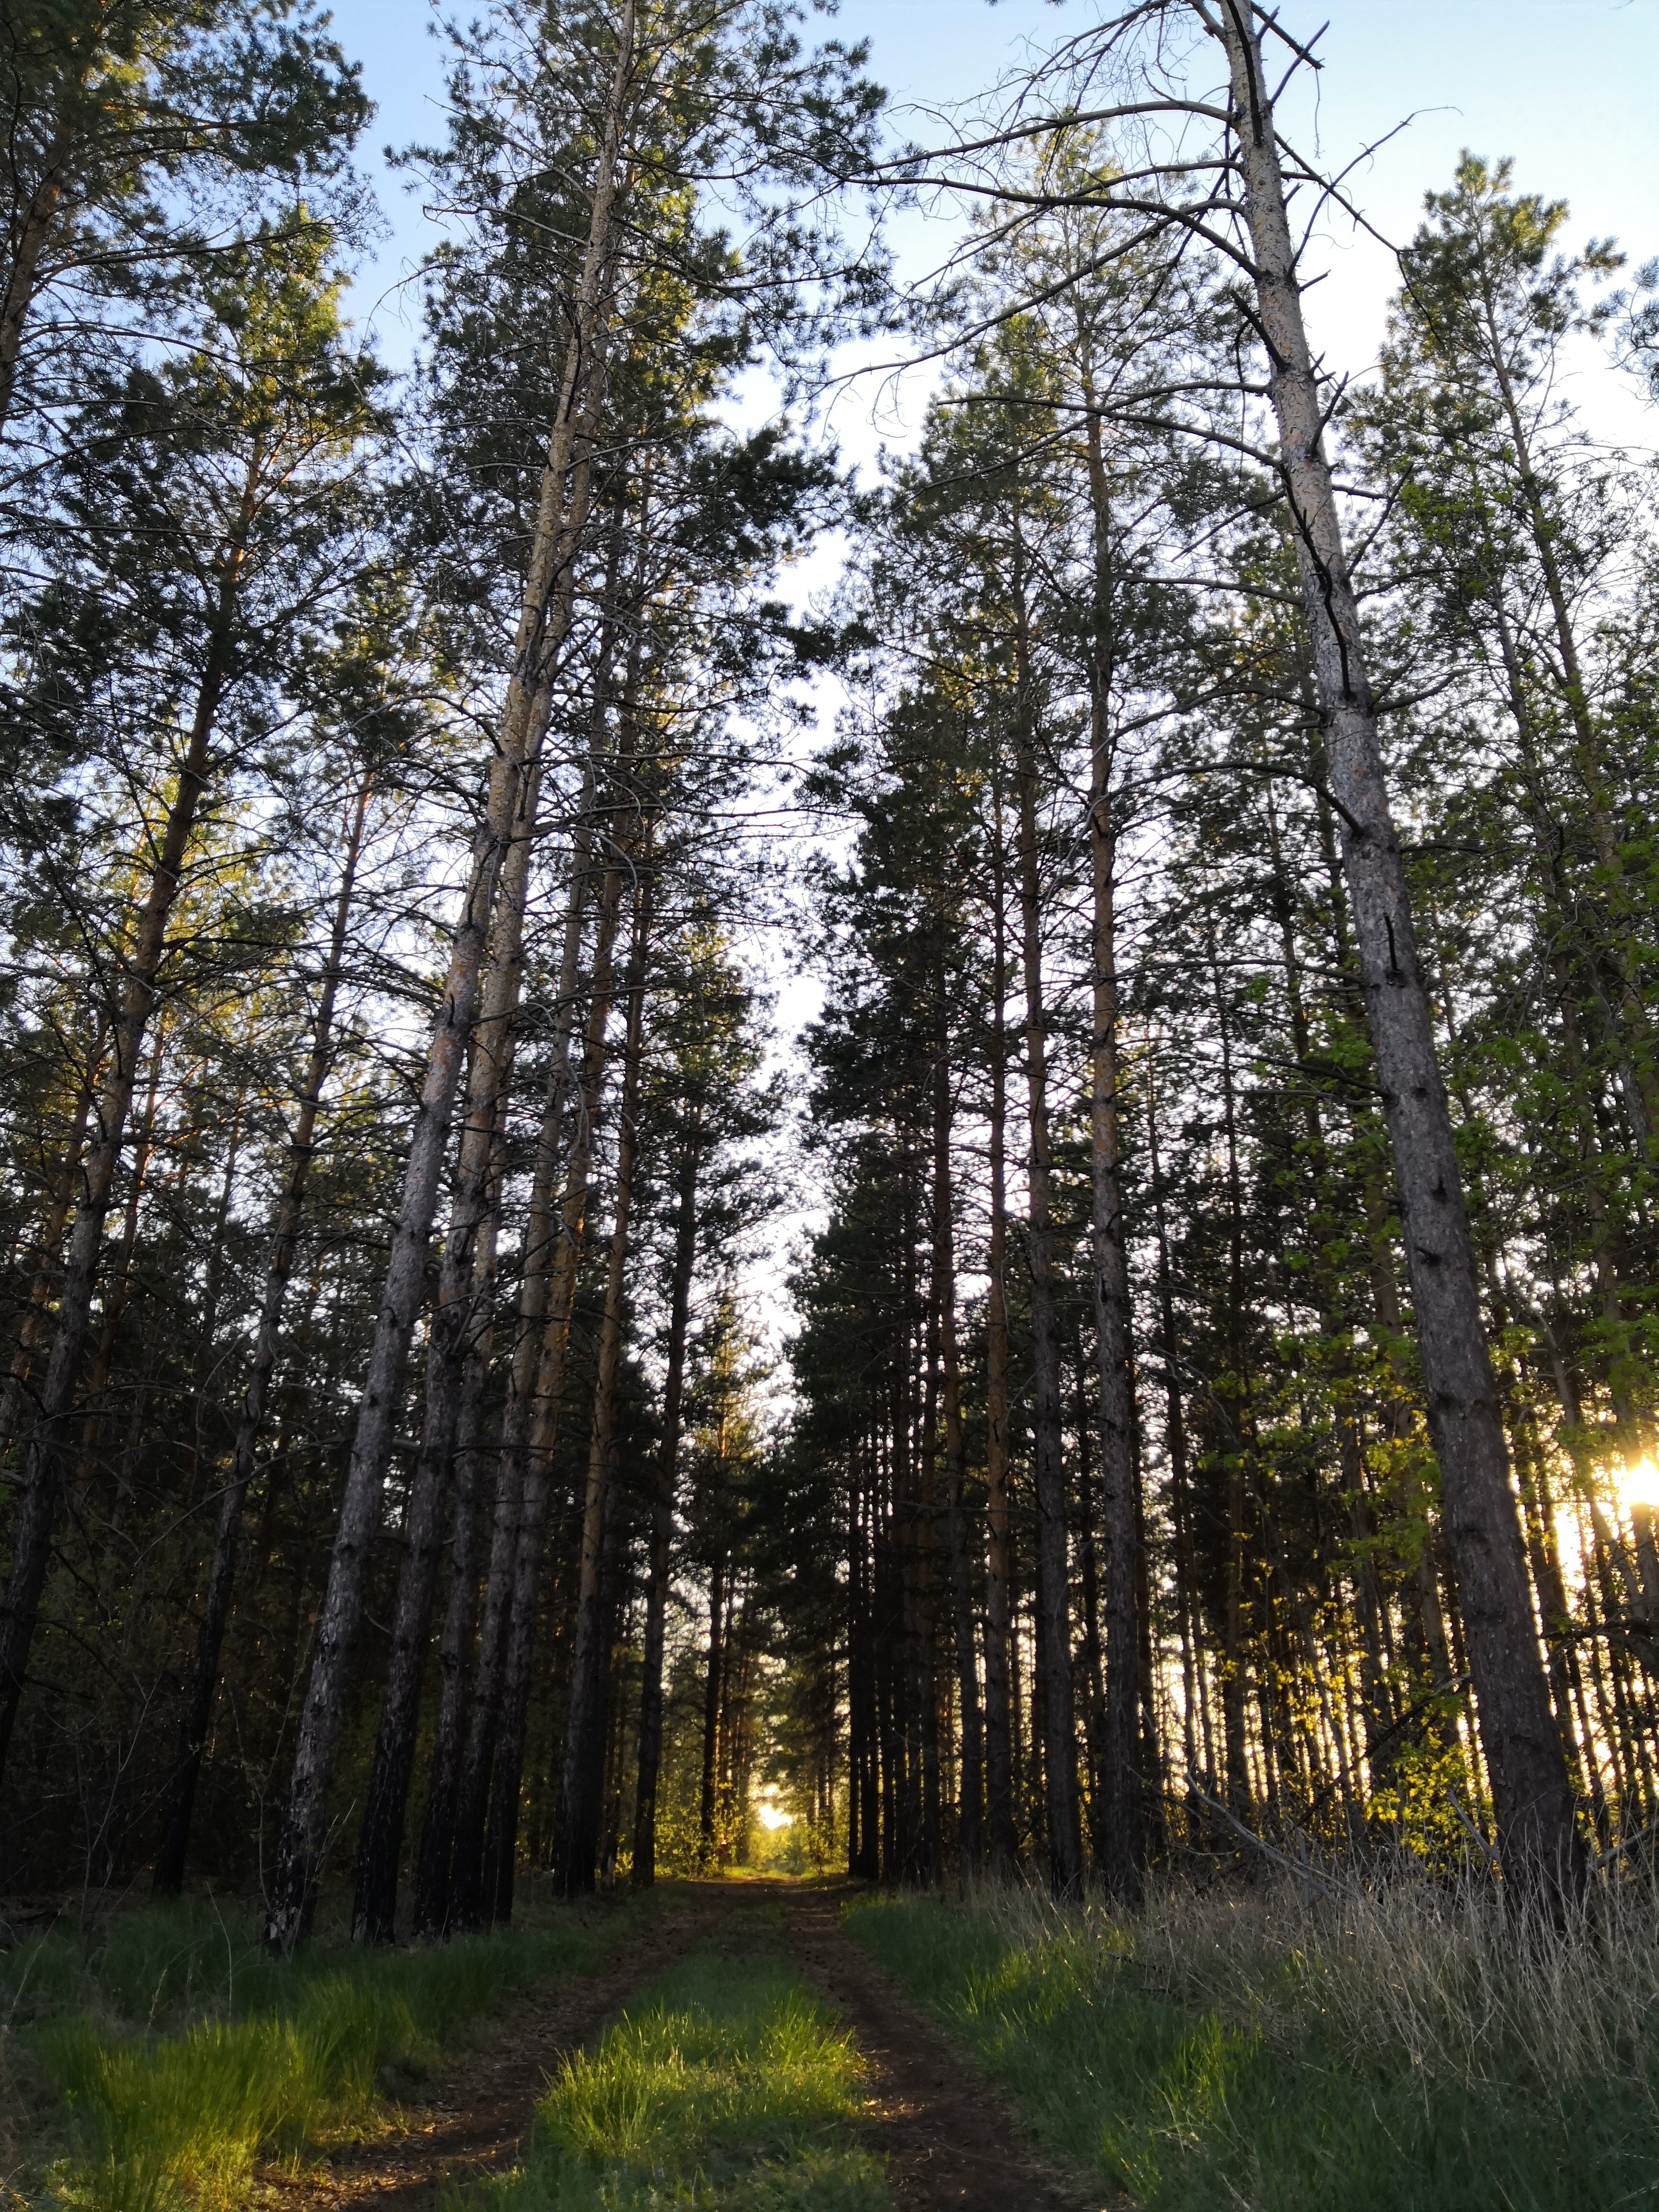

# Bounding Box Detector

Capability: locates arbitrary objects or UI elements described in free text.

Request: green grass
[0,1891,649,2212]
[459,1935,889,2212]
[847,1886,1659,2212]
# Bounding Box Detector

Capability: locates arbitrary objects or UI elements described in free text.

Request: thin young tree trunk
[983,760,1016,1879]
[262,3,637,1952]
[915,1234,942,1884]
[932,1031,983,1879]
[1212,933,1255,1817]
[1215,0,1583,1904]
[1010,521,1083,1900]
[634,1121,700,1886]
[151,770,372,1894]
[555,860,653,1896]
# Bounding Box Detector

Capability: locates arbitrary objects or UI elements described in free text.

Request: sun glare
[757,1802,793,1832]
[1618,1458,1659,1512]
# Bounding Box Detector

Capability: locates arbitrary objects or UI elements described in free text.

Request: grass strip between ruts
[5,1893,646,2212]
[846,1892,1659,2212]
[454,1934,890,2212]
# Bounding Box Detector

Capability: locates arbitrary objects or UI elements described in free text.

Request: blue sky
[329,0,1659,448]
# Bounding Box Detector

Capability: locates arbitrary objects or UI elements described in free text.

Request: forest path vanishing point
[261,1878,1097,2211]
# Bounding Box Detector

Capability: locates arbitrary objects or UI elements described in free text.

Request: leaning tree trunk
[474,802,632,1924]
[261,0,638,1954]
[352,324,632,1947]
[151,769,373,1894]
[0,511,250,1779]
[1010,523,1084,1900]
[1080,426,1142,1903]
[422,676,614,1937]
[1214,0,1583,1902]
[634,1121,700,1887]
[555,862,653,1897]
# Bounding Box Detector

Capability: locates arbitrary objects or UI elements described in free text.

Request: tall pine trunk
[1216,1,1582,1903]
[261,0,637,1951]
[422,675,613,1935]
[1081,422,1142,1902]
[983,760,1017,1878]
[0,483,252,1778]
[151,769,372,1894]
[634,1121,700,1886]
[932,1031,983,1877]
[1010,522,1083,1899]
[555,861,653,1895]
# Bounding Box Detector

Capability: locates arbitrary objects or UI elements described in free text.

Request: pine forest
[2,4,1659,2208]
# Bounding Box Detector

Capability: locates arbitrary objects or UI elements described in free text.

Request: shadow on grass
[1,1888,656,2212]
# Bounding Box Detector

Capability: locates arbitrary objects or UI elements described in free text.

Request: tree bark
[261,0,637,1952]
[932,1029,983,1879]
[555,858,653,1896]
[0,126,68,440]
[151,769,372,1894]
[0,1037,102,1461]
[634,1121,700,1886]
[428,669,613,1933]
[1214,0,1583,1902]
[0,480,252,1779]
[983,759,1017,1878]
[1081,422,1142,1902]
[1010,522,1083,1899]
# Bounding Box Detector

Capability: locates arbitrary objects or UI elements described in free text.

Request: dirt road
[266,1878,1096,2211]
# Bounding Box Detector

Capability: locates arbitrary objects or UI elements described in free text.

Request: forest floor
[262,1878,1096,2212]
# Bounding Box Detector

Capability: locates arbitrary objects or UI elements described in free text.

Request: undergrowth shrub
[849,1872,1659,2212]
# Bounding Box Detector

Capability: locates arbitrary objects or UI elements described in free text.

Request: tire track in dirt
[258,1885,733,2209]
[782,1884,1105,2212]
[260,1878,1110,2211]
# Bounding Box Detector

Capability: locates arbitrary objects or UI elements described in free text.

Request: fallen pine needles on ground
[458,1925,888,2212]
[0,1888,649,2211]
[848,1869,1659,2212]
